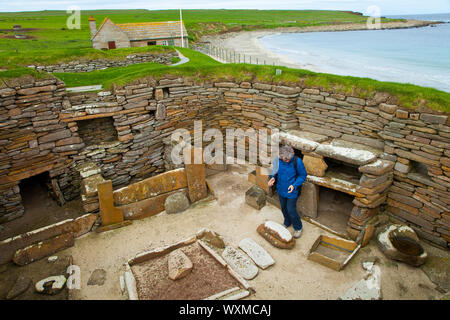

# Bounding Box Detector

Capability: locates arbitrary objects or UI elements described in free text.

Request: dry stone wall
[28,51,178,73]
[0,74,449,248]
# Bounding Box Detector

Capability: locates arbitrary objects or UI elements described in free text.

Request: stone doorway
[315,187,354,236]
[0,172,83,241]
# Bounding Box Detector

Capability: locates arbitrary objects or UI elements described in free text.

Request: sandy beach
[199,20,440,72]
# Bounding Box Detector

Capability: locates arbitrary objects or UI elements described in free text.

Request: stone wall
[0,76,82,223]
[0,74,449,248]
[29,51,178,73]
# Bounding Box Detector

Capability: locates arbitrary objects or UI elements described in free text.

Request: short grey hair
[279,145,294,162]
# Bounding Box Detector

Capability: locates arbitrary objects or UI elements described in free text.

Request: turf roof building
[88,16,188,50]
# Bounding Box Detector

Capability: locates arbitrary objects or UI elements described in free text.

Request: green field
[0,10,398,59]
[0,9,448,112]
[47,47,449,112]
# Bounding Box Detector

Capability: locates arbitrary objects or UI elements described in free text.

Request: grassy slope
[51,47,450,112]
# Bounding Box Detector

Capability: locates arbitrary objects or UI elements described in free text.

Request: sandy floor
[64,163,447,300]
[200,20,439,72]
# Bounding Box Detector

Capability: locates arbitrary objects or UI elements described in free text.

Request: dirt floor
[0,254,71,300]
[0,175,84,241]
[315,188,354,235]
[58,163,449,300]
[132,242,241,300]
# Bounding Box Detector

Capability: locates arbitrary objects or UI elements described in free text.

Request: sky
[1,0,449,15]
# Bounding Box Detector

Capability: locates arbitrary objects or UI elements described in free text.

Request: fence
[193,43,277,66]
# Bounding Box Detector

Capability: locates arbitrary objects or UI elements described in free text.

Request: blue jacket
[270,156,307,199]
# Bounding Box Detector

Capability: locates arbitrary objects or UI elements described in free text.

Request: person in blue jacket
[268,144,307,238]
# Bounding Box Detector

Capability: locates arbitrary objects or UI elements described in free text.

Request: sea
[258,13,450,92]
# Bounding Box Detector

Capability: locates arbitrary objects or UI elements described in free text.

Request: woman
[268,145,307,238]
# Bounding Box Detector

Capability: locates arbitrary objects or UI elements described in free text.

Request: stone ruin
[0,73,449,267]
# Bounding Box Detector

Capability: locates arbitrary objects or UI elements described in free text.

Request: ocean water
[259,13,450,92]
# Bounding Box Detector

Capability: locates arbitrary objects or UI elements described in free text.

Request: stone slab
[13,233,74,266]
[238,238,275,269]
[122,189,189,220]
[303,154,328,177]
[98,180,124,226]
[184,148,208,203]
[221,246,259,280]
[297,181,319,218]
[315,143,377,166]
[113,168,188,206]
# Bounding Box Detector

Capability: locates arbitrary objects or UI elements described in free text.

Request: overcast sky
[1,0,449,15]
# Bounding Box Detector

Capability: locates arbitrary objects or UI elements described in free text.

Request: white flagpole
[180,8,184,48]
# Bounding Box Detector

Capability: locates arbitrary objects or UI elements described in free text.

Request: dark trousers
[279,195,303,231]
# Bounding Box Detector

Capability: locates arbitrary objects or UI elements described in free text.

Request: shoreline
[198,19,442,72]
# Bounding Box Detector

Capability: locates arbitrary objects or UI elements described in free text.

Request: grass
[0,9,401,65]
[0,45,175,69]
[48,47,450,112]
[0,9,446,112]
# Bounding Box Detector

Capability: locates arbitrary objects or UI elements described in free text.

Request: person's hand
[288,185,294,193]
[268,177,275,187]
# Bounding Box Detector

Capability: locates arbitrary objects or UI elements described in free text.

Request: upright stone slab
[255,167,270,194]
[184,148,208,203]
[98,180,124,226]
[297,182,319,218]
[221,246,259,280]
[238,238,275,269]
[302,154,328,177]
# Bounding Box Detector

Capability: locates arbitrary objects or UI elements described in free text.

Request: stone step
[238,238,275,269]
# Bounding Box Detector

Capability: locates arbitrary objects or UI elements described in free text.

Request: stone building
[89,16,189,50]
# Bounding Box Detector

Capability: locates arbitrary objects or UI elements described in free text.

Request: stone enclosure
[0,73,449,252]
[27,51,179,73]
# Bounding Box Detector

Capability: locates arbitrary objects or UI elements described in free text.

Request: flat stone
[340,265,382,300]
[77,162,101,178]
[257,221,295,249]
[87,268,107,286]
[245,185,266,210]
[297,181,319,218]
[238,238,275,269]
[165,192,190,214]
[421,255,450,292]
[35,275,66,295]
[316,142,377,166]
[359,159,395,176]
[168,249,193,280]
[221,246,259,280]
[6,276,32,300]
[275,130,323,153]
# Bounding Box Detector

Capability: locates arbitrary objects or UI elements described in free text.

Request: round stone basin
[390,235,424,256]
